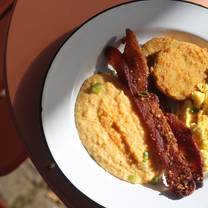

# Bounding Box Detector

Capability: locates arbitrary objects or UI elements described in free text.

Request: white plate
[41,1,208,207]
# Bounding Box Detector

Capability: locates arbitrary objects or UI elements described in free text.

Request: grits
[75,73,161,184]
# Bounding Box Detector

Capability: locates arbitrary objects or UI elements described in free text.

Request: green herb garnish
[110,70,117,76]
[128,174,137,183]
[190,107,199,114]
[150,176,160,185]
[91,82,102,94]
[143,151,149,162]
[137,91,149,97]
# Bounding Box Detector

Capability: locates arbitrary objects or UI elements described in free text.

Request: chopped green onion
[190,107,199,114]
[150,176,160,185]
[110,70,117,76]
[137,91,149,97]
[91,82,102,94]
[128,174,137,183]
[143,151,149,162]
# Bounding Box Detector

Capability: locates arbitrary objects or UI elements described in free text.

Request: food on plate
[106,29,203,196]
[142,37,177,57]
[178,83,208,172]
[153,43,208,100]
[141,37,201,58]
[75,73,161,184]
[75,29,206,198]
[166,113,203,188]
[142,37,208,100]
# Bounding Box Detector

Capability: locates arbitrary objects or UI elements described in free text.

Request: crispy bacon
[123,29,149,93]
[166,113,203,188]
[106,46,128,85]
[105,29,199,196]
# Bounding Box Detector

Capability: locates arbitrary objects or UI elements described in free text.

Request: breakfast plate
[41,1,208,207]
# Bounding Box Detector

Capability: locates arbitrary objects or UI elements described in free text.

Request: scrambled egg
[181,83,208,172]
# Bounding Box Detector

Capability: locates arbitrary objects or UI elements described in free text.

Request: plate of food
[41,0,208,207]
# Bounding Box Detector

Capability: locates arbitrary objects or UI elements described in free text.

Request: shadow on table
[13,29,104,208]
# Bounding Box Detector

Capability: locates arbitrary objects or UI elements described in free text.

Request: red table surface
[0,0,27,176]
[3,0,208,207]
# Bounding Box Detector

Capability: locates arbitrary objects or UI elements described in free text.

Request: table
[0,0,27,176]
[5,0,208,207]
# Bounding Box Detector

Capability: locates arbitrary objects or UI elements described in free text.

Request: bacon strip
[106,29,197,196]
[123,29,149,93]
[166,113,203,188]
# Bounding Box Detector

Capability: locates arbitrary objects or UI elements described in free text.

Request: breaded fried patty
[142,37,178,57]
[141,37,200,57]
[153,43,208,100]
